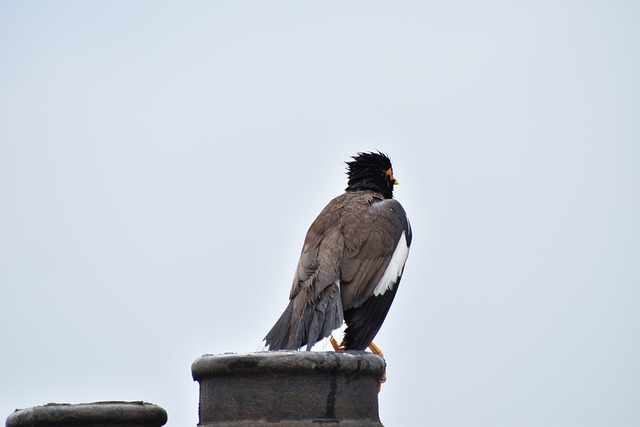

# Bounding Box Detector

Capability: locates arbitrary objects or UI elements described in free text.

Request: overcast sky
[1,2,639,426]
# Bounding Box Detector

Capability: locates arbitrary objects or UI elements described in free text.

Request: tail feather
[264,283,343,351]
[264,301,297,350]
[304,284,343,350]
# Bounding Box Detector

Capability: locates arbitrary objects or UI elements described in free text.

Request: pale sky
[1,2,639,426]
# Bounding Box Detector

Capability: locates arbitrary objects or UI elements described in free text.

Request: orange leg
[330,336,342,351]
[368,341,384,358]
[368,341,387,392]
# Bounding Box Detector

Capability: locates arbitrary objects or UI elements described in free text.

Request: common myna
[264,152,412,355]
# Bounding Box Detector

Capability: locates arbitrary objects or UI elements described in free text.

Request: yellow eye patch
[386,168,399,185]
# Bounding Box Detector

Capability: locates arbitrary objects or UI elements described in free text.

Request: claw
[376,372,387,393]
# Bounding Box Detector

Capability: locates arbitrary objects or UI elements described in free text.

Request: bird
[264,151,412,356]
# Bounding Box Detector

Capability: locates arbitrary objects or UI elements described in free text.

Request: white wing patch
[373,230,410,296]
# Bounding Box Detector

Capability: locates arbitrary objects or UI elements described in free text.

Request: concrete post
[192,351,386,426]
[6,401,167,427]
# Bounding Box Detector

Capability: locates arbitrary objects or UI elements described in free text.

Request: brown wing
[264,191,411,351]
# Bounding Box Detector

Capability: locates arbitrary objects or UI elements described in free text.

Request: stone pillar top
[6,401,168,427]
[192,350,386,379]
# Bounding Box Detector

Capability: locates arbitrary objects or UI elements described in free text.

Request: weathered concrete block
[5,401,167,427]
[191,351,385,426]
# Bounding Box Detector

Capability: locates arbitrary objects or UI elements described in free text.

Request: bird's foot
[368,341,387,393]
[330,336,343,351]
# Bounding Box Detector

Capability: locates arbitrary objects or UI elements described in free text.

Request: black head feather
[345,151,397,199]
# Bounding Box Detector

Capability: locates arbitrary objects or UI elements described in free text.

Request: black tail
[341,277,400,351]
